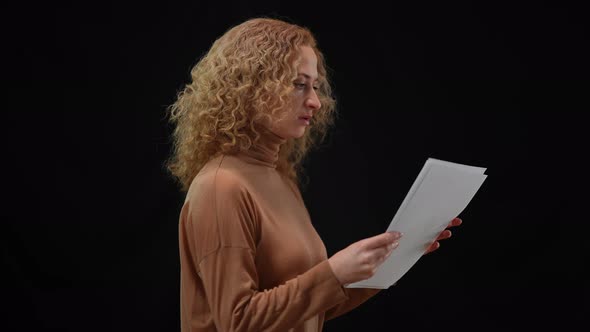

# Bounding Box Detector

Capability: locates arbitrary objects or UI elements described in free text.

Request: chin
[278,126,306,140]
[292,129,306,139]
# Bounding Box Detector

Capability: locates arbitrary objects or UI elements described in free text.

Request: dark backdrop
[6,1,588,331]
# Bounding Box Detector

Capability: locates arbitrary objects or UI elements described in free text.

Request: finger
[436,230,452,241]
[448,217,462,227]
[374,242,397,263]
[377,246,390,260]
[374,242,398,265]
[424,241,440,254]
[381,247,394,263]
[361,231,402,250]
[424,243,439,255]
[386,241,399,254]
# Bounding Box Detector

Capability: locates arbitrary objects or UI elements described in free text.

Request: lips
[299,115,312,121]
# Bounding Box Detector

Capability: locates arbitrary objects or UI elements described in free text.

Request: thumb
[362,231,401,249]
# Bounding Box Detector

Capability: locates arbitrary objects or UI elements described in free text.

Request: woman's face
[269,45,322,139]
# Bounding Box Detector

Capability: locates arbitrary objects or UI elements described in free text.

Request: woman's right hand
[328,231,402,285]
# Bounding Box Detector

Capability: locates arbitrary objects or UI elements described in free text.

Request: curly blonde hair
[166,18,337,191]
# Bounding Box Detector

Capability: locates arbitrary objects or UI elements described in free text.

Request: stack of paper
[345,158,487,289]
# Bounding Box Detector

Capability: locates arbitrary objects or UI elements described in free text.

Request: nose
[305,89,321,111]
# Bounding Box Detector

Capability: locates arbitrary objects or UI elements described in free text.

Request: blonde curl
[166,18,337,191]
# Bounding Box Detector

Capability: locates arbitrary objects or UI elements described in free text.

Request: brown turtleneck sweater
[178,126,381,331]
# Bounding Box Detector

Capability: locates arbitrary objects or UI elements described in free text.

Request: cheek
[275,101,298,118]
[289,95,304,109]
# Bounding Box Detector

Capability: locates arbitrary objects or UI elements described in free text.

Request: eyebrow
[298,73,319,82]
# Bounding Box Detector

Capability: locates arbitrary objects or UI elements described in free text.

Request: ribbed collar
[234,124,287,169]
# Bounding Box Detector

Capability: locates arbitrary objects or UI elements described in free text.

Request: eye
[313,86,320,91]
[294,82,306,89]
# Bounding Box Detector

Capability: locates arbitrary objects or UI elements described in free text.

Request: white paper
[345,158,487,289]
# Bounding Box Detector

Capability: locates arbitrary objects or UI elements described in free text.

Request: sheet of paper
[345,158,487,289]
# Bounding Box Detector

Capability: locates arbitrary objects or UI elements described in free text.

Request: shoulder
[183,156,261,251]
[186,155,251,206]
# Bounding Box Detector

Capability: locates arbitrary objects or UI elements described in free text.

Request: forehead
[296,46,318,76]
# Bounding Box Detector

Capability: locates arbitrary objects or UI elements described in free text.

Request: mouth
[298,116,311,126]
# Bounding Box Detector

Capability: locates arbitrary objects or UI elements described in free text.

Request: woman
[167,17,460,332]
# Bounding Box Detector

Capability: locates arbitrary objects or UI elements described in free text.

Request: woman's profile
[166,17,460,332]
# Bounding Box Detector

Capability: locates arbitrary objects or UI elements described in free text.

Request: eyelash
[294,83,319,91]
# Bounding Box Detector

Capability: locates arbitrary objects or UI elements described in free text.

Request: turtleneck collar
[234,124,287,169]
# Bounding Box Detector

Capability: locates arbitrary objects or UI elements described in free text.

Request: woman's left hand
[424,217,462,255]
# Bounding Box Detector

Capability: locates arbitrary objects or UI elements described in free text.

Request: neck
[234,124,287,168]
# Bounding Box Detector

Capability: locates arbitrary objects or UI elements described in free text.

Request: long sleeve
[324,288,382,321]
[199,249,347,331]
[183,170,349,331]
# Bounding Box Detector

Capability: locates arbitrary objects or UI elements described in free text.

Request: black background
[6,1,589,331]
